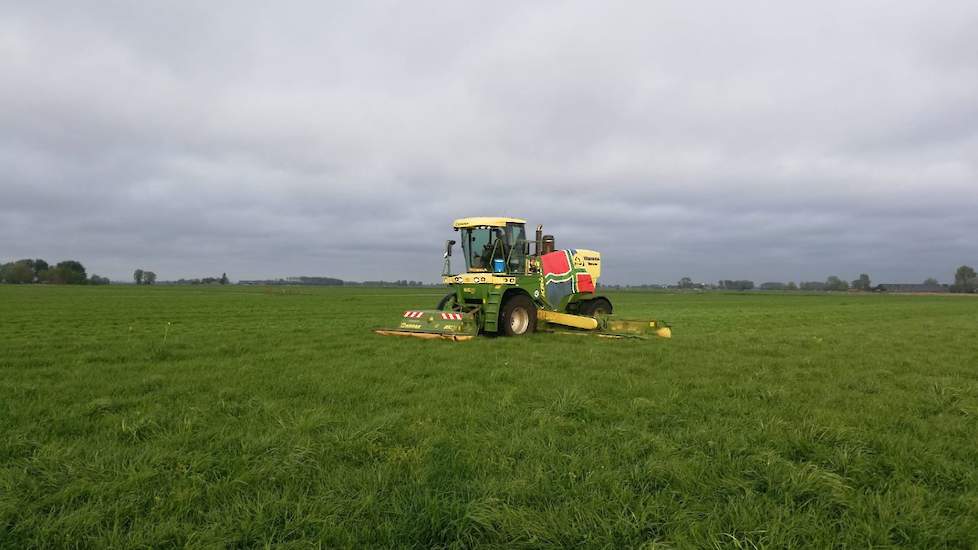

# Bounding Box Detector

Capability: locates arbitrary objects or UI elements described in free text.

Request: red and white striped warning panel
[403,311,425,318]
[440,312,463,320]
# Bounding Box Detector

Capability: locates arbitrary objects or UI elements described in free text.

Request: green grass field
[2,285,977,548]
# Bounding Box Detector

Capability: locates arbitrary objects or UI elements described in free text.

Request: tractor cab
[452,217,528,274]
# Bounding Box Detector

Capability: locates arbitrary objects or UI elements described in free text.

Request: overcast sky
[2,1,976,284]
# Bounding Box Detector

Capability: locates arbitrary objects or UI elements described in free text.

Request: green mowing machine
[374,217,671,341]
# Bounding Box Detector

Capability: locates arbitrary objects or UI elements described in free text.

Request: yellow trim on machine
[537,309,599,330]
[452,217,527,229]
[443,274,518,285]
[374,330,475,341]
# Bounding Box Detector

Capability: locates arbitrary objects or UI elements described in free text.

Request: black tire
[437,292,455,310]
[580,297,613,317]
[499,294,537,336]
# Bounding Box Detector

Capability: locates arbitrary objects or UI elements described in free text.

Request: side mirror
[445,239,456,257]
[524,241,530,255]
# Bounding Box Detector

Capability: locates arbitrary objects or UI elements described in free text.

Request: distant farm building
[874,283,947,293]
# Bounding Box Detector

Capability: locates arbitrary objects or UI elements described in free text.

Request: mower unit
[374,217,671,340]
[374,310,479,341]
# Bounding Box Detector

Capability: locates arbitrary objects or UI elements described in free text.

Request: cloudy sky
[2,1,976,284]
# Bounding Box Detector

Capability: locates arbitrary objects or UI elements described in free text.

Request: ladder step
[484,292,504,332]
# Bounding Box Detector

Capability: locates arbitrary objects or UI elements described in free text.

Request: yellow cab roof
[452,217,526,229]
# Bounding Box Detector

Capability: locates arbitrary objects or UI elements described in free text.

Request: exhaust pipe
[542,234,555,255]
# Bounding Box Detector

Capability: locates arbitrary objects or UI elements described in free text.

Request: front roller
[374,309,479,341]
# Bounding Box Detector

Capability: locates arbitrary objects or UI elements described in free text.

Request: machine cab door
[504,222,527,274]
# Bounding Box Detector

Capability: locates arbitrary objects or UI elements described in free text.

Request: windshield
[459,223,527,273]
[460,227,505,271]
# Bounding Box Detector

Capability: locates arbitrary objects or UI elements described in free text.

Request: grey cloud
[1,1,976,284]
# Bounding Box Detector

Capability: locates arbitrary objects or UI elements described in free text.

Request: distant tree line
[718,280,756,291]
[0,258,109,285]
[659,266,977,293]
[602,283,666,290]
[7,258,975,294]
[951,265,976,293]
[237,277,435,287]
[170,275,230,285]
[134,271,230,285]
[759,282,798,291]
[354,280,428,287]
[132,269,157,285]
[156,273,229,285]
[239,276,337,286]
[288,276,339,285]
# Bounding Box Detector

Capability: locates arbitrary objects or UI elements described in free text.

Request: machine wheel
[580,297,613,317]
[437,292,456,310]
[500,294,537,336]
